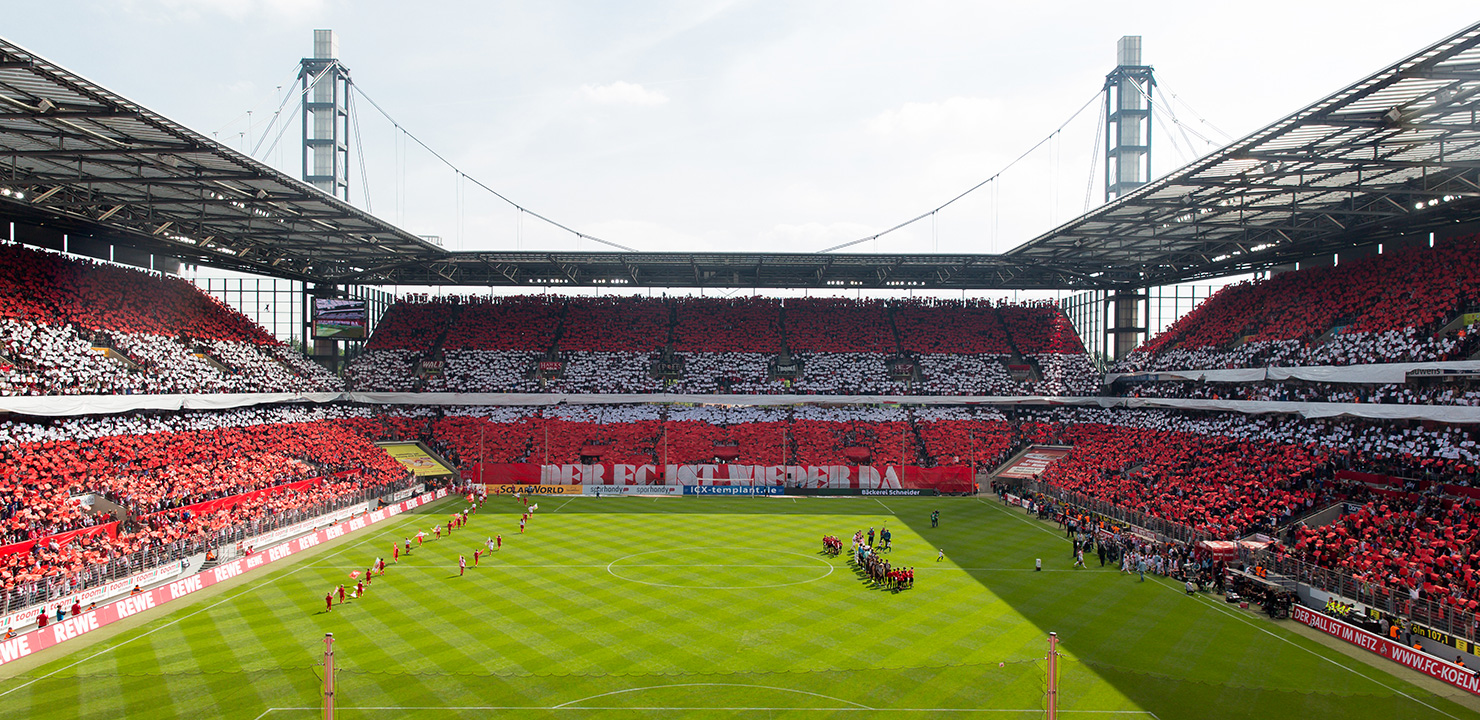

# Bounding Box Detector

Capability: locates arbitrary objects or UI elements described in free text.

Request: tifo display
[2,225,1480,718]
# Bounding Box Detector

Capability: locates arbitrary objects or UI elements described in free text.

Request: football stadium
[1,6,1480,719]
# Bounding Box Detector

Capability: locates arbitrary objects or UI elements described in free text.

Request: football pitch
[0,495,1475,720]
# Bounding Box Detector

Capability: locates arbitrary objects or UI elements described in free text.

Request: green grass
[0,494,1473,719]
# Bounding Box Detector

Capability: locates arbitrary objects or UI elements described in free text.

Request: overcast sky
[6,2,1478,262]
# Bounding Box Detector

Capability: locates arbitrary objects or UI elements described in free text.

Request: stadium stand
[13,237,1480,642]
[1292,494,1480,612]
[0,405,413,599]
[0,244,339,395]
[346,295,1101,396]
[1114,233,1480,372]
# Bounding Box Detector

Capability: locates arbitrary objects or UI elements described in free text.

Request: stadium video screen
[313,297,367,339]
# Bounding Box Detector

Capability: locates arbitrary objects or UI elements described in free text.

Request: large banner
[380,443,456,477]
[684,485,785,496]
[0,488,449,668]
[144,477,324,520]
[486,484,582,496]
[470,463,973,492]
[0,521,118,560]
[1292,605,1480,696]
[585,485,682,496]
[787,487,938,496]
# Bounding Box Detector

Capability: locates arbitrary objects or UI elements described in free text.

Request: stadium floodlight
[35,98,54,114]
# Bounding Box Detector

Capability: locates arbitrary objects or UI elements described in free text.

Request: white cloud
[864,96,1006,139]
[580,81,669,107]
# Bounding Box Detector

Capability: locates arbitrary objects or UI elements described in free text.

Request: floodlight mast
[1104,37,1153,360]
[301,30,352,203]
[1104,36,1154,203]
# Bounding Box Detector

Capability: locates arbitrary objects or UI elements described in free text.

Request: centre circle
[606,547,835,589]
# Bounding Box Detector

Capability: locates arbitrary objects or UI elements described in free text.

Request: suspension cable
[816,88,1103,254]
[349,88,373,212]
[352,83,638,253]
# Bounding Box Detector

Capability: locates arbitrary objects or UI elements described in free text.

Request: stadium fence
[1022,480,1204,545]
[1258,551,1480,647]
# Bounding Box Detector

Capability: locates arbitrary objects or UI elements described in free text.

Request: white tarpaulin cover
[1106,360,1480,385]
[5,390,1480,424]
[0,392,342,417]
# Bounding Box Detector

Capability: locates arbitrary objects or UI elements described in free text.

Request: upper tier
[1116,233,1480,372]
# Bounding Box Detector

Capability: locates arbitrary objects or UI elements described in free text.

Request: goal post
[1046,631,1060,720]
[323,633,335,720]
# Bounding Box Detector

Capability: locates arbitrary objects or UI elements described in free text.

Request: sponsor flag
[349,571,360,579]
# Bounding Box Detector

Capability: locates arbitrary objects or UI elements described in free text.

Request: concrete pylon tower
[300,30,352,202]
[1104,36,1154,202]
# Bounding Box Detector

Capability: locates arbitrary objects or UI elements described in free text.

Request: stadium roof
[1007,20,1480,287]
[0,37,444,281]
[2,22,1479,291]
[331,250,1106,290]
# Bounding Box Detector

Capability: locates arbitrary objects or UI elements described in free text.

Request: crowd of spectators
[345,349,421,392]
[348,294,1101,397]
[362,298,461,352]
[1292,492,1480,613]
[999,302,1088,354]
[0,244,339,395]
[442,296,561,352]
[558,297,669,353]
[671,297,782,353]
[1022,420,1328,539]
[782,297,895,354]
[1115,234,1480,372]
[0,404,414,590]
[1012,406,1480,487]
[894,299,1014,355]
